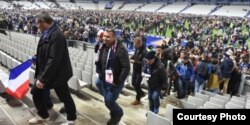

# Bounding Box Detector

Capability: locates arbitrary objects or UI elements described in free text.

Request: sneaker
[60,120,75,125]
[28,116,49,124]
[131,100,140,105]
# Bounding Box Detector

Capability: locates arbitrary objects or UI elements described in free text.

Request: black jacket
[35,24,72,88]
[143,58,167,89]
[98,42,130,85]
[130,45,147,73]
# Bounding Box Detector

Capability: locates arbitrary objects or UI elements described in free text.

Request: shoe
[60,120,75,125]
[47,104,54,110]
[131,100,140,105]
[28,116,49,124]
[107,115,122,125]
[59,107,66,113]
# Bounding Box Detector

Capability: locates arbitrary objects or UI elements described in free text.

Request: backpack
[166,60,178,81]
[197,62,209,80]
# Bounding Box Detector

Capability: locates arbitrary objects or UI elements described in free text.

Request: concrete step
[23,88,102,125]
[0,96,17,125]
[0,93,45,125]
[80,88,147,125]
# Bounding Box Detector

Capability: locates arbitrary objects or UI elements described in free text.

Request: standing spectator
[29,11,77,125]
[97,29,130,125]
[143,51,167,114]
[237,55,249,95]
[130,37,147,105]
[176,54,195,99]
[220,49,234,94]
[195,54,211,94]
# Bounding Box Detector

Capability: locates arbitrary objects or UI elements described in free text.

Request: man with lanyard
[97,29,130,125]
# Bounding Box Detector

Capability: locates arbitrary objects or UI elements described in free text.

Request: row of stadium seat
[180,90,250,109]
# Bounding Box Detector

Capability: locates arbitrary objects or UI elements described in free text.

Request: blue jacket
[176,62,194,81]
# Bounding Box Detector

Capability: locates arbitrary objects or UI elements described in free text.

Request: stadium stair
[179,4,191,13]
[155,3,167,12]
[0,32,182,125]
[208,5,221,15]
[134,3,148,11]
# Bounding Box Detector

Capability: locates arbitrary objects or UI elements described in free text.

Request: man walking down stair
[97,29,130,125]
[28,11,77,125]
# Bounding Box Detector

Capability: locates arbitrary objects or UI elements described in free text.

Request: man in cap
[142,51,167,114]
[220,49,234,95]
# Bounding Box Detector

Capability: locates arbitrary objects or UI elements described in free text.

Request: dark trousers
[148,87,160,114]
[31,83,77,121]
[101,81,124,119]
[44,88,53,109]
[132,72,145,100]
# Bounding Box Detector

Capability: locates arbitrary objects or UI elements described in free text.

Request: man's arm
[118,47,130,83]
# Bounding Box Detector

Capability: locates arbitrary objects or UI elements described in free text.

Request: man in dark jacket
[130,37,147,105]
[29,11,76,125]
[220,49,234,95]
[97,29,130,125]
[94,30,104,96]
[143,51,167,114]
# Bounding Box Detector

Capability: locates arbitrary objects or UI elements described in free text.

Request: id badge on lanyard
[105,44,116,85]
[105,69,114,84]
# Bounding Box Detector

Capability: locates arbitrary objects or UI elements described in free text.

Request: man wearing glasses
[29,11,76,125]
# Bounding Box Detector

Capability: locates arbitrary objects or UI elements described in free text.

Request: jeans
[101,81,124,118]
[195,78,205,94]
[132,72,144,100]
[177,78,189,99]
[31,83,77,121]
[148,87,160,114]
[238,74,246,95]
[95,77,103,96]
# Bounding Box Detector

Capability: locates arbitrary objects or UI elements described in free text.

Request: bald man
[130,37,148,105]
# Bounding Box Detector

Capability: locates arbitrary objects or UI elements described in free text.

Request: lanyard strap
[106,42,117,69]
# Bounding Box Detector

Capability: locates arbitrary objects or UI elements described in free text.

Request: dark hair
[105,28,115,37]
[36,11,53,24]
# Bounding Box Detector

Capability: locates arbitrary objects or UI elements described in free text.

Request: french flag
[5,59,32,99]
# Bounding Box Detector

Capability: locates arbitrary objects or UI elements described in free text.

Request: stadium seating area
[211,5,250,17]
[136,2,164,12]
[0,1,13,9]
[0,1,249,17]
[181,5,217,15]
